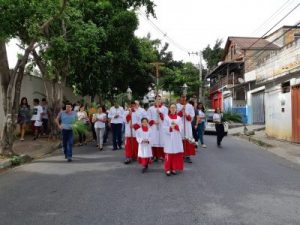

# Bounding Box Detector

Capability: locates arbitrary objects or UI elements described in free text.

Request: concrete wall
[0,74,90,133]
[265,84,292,141]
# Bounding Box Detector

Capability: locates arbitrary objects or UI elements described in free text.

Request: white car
[204,109,228,135]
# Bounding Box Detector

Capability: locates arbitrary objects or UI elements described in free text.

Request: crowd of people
[18,94,226,175]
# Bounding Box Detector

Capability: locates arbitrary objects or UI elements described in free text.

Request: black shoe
[142,167,148,173]
[171,170,177,175]
[166,171,171,176]
[118,146,123,150]
[185,157,192,163]
[33,137,37,141]
[124,159,131,164]
[113,148,118,151]
[67,158,72,162]
[100,148,103,151]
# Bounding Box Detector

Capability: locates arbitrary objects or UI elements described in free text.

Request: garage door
[252,91,265,124]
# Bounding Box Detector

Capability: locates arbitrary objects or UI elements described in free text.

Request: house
[206,36,280,124]
[244,25,300,143]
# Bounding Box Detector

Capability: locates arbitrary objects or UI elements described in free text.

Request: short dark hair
[130,101,136,105]
[141,117,149,123]
[33,98,39,104]
[41,98,47,102]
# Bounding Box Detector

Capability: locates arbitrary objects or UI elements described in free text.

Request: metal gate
[292,84,300,143]
[252,91,265,124]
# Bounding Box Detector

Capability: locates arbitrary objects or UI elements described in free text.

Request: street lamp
[182,83,188,96]
[127,86,132,101]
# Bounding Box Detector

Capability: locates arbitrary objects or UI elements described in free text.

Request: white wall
[265,84,292,141]
[0,75,90,133]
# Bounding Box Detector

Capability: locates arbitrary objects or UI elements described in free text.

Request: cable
[246,2,300,51]
[138,10,190,54]
[251,0,295,35]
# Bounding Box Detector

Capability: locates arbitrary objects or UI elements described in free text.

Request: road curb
[234,134,274,148]
[0,142,61,171]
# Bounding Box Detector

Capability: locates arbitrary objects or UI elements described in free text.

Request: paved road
[1,135,300,225]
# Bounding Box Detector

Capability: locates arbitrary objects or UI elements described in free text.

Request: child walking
[136,118,153,173]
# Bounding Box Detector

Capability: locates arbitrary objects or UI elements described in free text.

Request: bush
[222,111,243,123]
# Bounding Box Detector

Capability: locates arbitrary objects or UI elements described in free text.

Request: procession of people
[19,91,226,176]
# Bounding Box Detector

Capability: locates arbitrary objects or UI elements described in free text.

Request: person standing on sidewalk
[213,108,225,147]
[77,105,88,146]
[18,97,31,141]
[55,103,77,162]
[31,99,43,141]
[41,98,49,136]
[163,103,184,176]
[92,106,107,151]
[108,102,125,150]
[196,102,207,148]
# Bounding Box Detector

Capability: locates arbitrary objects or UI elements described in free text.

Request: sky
[135,0,300,64]
[7,0,300,68]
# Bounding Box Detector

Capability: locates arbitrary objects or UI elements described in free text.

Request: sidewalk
[230,125,300,165]
[0,137,60,169]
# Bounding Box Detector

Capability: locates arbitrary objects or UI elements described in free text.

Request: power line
[138,10,190,54]
[251,0,295,35]
[246,2,300,51]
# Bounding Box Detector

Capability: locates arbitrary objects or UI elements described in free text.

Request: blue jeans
[62,129,74,159]
[111,123,123,149]
[197,121,206,145]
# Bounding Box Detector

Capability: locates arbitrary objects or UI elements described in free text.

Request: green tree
[202,39,224,71]
[0,0,69,156]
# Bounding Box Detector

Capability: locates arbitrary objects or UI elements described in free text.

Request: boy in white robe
[136,118,153,173]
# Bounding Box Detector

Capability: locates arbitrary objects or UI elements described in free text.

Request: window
[281,81,290,93]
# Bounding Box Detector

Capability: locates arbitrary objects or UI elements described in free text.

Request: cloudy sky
[7,0,300,68]
[135,0,300,64]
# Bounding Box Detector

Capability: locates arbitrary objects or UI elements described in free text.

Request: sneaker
[124,159,131,164]
[202,144,207,148]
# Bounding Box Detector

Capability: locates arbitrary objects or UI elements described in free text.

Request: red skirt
[138,157,152,167]
[164,153,184,172]
[152,147,165,158]
[182,140,196,156]
[125,137,138,159]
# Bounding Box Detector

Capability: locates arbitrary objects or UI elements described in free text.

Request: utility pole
[188,51,203,103]
[150,62,164,95]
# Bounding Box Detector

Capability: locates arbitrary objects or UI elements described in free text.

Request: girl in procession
[163,103,184,176]
[92,106,107,151]
[148,95,168,161]
[176,95,196,163]
[136,118,153,173]
[196,102,207,148]
[213,108,225,147]
[124,101,141,164]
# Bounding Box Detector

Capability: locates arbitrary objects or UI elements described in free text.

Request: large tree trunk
[0,41,35,156]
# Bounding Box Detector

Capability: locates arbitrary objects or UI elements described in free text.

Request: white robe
[163,115,184,154]
[176,103,195,139]
[124,111,141,138]
[147,105,169,147]
[136,128,153,158]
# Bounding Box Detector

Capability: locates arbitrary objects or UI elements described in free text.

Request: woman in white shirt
[195,102,207,148]
[213,108,224,147]
[92,106,107,151]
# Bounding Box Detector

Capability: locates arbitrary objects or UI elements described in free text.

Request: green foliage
[71,120,90,136]
[202,39,224,71]
[10,155,22,166]
[222,111,243,123]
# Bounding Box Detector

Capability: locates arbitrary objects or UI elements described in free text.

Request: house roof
[225,37,280,51]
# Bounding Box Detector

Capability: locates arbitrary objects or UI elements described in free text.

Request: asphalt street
[0,135,300,225]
